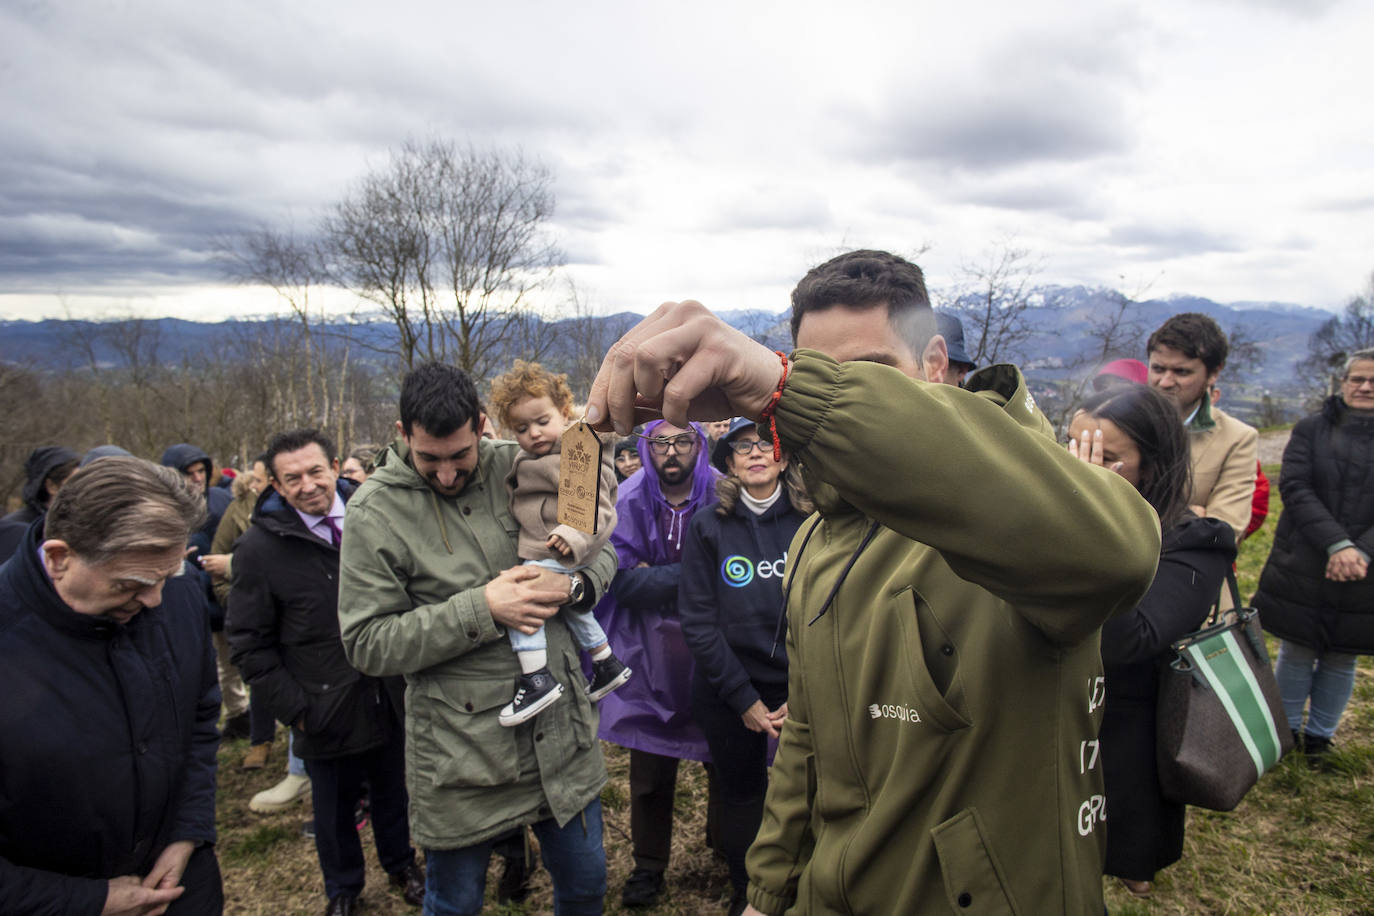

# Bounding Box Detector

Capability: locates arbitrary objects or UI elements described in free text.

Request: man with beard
[593,420,721,908]
[337,362,619,915]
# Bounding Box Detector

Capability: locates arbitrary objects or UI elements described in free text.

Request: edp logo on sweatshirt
[720,553,787,587]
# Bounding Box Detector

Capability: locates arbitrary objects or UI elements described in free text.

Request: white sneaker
[249,773,311,813]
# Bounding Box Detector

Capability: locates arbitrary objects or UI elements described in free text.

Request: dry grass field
[216,456,1374,914]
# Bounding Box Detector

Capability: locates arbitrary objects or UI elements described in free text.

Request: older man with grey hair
[0,457,224,916]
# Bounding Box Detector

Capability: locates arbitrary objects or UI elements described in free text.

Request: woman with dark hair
[612,436,642,481]
[1068,383,1236,898]
[678,418,811,915]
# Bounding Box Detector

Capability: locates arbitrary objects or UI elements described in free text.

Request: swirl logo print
[720,555,755,587]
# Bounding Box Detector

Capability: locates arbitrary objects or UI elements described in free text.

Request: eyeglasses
[725,438,770,456]
[1344,375,1374,388]
[643,434,697,456]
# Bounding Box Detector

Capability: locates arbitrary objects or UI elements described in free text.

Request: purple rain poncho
[592,420,721,761]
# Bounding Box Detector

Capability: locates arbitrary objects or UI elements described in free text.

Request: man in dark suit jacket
[229,428,423,916]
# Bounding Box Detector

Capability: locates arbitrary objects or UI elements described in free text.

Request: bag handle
[1202,568,1246,628]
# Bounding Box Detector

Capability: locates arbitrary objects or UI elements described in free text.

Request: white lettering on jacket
[1077,794,1107,836]
[1078,739,1100,775]
[867,703,923,723]
[1087,676,1106,714]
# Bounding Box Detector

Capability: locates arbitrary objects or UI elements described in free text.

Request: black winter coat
[1099,515,1235,881]
[0,523,220,916]
[1254,397,1374,654]
[679,489,808,715]
[228,480,403,760]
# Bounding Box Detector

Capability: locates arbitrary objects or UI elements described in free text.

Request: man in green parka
[336,363,618,914]
[585,250,1161,915]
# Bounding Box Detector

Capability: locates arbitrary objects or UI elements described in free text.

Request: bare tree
[946,240,1047,366]
[550,279,637,399]
[218,226,339,419]
[1306,271,1374,395]
[1040,288,1150,433]
[1222,322,1264,389]
[324,137,564,377]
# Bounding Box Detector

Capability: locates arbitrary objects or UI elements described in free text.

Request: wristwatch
[566,572,587,607]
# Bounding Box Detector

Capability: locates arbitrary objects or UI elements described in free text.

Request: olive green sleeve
[336,498,503,675]
[745,565,817,914]
[774,350,1160,645]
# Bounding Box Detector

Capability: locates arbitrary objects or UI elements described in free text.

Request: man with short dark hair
[0,456,224,915]
[338,363,619,915]
[593,422,720,907]
[584,249,1160,915]
[1146,312,1259,538]
[229,429,422,916]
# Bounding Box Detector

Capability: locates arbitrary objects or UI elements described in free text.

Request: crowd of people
[1,248,1370,916]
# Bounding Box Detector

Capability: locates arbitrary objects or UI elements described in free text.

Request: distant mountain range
[0,287,1334,423]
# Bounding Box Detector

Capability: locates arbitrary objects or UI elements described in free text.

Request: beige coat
[1188,404,1258,539]
[507,440,617,567]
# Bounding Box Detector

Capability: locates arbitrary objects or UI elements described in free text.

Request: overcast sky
[1,0,1370,321]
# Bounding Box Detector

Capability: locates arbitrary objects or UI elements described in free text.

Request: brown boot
[241,742,271,770]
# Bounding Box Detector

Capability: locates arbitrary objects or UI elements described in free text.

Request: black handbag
[1156,571,1293,811]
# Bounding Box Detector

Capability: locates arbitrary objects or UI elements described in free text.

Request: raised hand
[584,301,784,435]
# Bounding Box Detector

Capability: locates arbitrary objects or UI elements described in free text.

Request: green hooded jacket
[745,352,1160,915]
[336,437,617,849]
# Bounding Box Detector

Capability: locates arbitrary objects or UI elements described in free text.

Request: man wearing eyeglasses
[592,421,722,908]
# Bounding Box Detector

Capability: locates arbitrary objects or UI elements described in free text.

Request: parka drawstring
[806,521,881,626]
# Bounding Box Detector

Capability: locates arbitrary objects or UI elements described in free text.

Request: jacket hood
[632,420,719,509]
[79,445,134,468]
[369,437,500,493]
[20,446,80,513]
[160,444,212,494]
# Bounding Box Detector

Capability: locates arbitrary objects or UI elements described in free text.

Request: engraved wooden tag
[557,421,604,535]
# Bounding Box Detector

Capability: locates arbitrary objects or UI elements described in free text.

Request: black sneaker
[1303,732,1334,769]
[621,868,665,908]
[499,668,564,727]
[587,654,632,701]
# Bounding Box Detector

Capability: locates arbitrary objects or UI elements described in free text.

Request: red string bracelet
[757,350,789,461]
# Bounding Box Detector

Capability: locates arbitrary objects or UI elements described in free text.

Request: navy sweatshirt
[678,490,808,714]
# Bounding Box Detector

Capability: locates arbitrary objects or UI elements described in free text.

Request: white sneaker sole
[249,787,311,813]
[498,682,565,727]
[587,666,633,702]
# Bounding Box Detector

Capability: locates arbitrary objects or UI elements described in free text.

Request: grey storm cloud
[1107,221,1245,258]
[843,15,1142,173]
[702,188,835,234]
[0,2,599,289]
